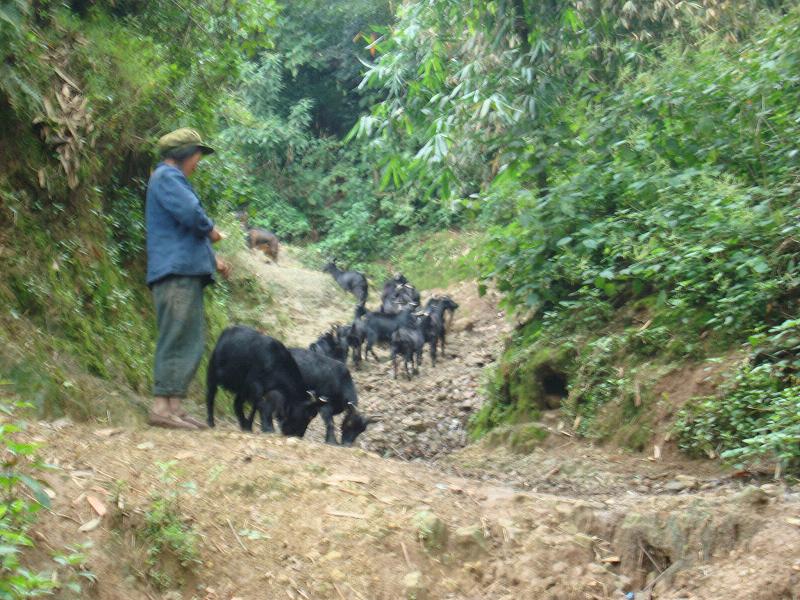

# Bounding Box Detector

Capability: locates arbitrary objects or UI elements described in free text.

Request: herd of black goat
[205,260,459,448]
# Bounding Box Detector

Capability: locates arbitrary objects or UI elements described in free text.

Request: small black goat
[342,317,368,367]
[206,326,322,435]
[414,311,439,366]
[424,295,460,356]
[323,260,368,305]
[390,317,426,379]
[309,329,347,363]
[356,306,415,361]
[288,348,377,445]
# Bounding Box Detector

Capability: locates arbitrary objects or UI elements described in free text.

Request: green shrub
[0,390,96,597]
[675,364,800,475]
[0,402,55,598]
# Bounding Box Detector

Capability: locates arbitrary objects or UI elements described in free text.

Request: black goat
[390,320,426,379]
[358,306,415,361]
[288,349,376,445]
[425,295,459,322]
[380,274,407,312]
[309,329,347,363]
[323,261,368,305]
[395,284,421,309]
[424,295,460,356]
[206,326,322,435]
[380,274,420,314]
[343,317,368,367]
[414,311,438,366]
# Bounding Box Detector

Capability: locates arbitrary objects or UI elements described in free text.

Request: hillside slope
[8,245,800,599]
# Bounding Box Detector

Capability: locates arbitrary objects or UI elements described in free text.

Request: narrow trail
[244,248,752,498]
[18,247,800,600]
[244,249,511,461]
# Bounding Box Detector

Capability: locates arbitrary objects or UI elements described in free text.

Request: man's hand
[209,227,226,243]
[215,255,231,279]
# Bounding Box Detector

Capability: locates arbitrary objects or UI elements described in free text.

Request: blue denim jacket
[145,163,216,287]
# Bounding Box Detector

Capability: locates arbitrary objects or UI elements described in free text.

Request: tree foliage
[350,0,782,201]
[346,0,800,468]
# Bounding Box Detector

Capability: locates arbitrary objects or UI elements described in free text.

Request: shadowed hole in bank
[538,365,569,409]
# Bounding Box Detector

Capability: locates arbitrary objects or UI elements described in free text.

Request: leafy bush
[675,364,800,475]
[0,390,96,597]
[455,7,800,445]
[0,401,55,598]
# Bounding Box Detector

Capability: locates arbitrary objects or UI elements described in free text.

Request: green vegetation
[138,462,202,590]
[0,388,96,598]
[676,320,800,475]
[0,1,292,419]
[383,231,484,291]
[0,400,55,598]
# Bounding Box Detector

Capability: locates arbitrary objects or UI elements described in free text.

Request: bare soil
[16,247,800,599]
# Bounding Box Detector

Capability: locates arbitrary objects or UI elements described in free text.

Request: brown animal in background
[237,210,280,263]
[247,227,280,263]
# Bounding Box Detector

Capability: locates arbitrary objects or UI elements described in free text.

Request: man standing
[145,128,230,430]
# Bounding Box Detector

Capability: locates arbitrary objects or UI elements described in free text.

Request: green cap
[157,128,215,155]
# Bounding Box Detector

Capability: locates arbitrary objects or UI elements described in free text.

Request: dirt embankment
[16,246,800,599]
[27,422,800,600]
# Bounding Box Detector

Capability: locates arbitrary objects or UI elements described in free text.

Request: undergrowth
[384,230,483,291]
[676,319,800,476]
[0,1,282,422]
[466,8,800,462]
[138,461,202,590]
[469,308,694,447]
[300,229,484,293]
[0,383,96,597]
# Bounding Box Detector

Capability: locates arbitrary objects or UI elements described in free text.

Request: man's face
[184,151,203,176]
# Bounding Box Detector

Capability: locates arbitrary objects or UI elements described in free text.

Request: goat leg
[259,391,276,433]
[319,404,338,445]
[206,378,218,428]
[234,394,252,432]
[244,402,257,431]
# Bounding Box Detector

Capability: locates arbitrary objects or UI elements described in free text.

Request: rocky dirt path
[241,250,511,461]
[243,248,791,503]
[350,279,509,461]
